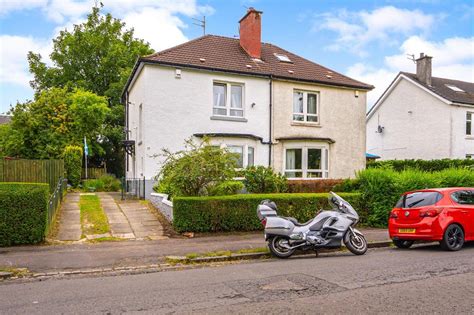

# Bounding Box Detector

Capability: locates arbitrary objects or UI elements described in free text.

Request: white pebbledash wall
[126,64,270,180]
[366,77,474,160]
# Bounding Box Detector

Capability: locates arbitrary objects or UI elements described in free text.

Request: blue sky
[1,0,473,114]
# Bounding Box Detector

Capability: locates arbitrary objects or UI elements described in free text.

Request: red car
[389,188,474,251]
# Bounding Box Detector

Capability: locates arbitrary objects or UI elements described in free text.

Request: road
[1,243,473,314]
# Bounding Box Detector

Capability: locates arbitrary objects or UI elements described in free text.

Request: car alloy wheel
[440,224,464,251]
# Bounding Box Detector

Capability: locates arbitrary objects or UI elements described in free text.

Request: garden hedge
[287,179,345,193]
[173,193,364,233]
[368,158,474,172]
[0,183,49,246]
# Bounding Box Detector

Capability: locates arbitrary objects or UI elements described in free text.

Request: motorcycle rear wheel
[268,236,295,258]
[344,230,368,255]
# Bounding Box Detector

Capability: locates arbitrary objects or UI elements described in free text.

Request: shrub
[63,145,83,187]
[173,193,364,232]
[287,179,345,193]
[83,174,121,192]
[355,167,474,227]
[0,183,49,246]
[208,181,244,196]
[156,138,237,197]
[368,158,474,172]
[333,178,361,192]
[243,166,288,193]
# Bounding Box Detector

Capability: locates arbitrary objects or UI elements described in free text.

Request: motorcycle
[257,192,367,258]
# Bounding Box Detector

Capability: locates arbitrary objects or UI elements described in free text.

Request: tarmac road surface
[1,243,473,314]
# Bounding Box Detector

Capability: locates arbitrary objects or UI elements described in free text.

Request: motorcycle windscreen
[329,192,358,218]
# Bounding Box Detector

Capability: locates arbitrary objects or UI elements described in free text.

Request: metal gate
[121,177,146,200]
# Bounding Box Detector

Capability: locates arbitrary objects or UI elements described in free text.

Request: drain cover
[226,274,344,302]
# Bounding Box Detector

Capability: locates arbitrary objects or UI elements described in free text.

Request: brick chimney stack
[239,7,263,59]
[416,53,433,86]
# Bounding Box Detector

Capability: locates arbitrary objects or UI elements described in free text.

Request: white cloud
[0,0,214,97]
[347,35,474,109]
[0,35,51,87]
[318,6,437,55]
[0,0,47,15]
[123,8,188,51]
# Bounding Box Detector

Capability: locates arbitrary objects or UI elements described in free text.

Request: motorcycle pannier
[257,204,277,221]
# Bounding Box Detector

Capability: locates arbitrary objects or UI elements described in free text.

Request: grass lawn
[80,194,110,236]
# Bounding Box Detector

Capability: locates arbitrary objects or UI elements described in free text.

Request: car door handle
[461,210,469,214]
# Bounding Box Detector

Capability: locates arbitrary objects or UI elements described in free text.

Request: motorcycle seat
[284,217,312,227]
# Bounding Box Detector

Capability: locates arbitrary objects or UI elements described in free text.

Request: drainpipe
[268,76,273,167]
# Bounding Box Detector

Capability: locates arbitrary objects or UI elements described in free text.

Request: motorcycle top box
[257,192,368,258]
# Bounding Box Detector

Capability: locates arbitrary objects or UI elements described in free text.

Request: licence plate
[399,228,416,234]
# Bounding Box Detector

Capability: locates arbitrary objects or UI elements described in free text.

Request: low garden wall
[0,182,50,246]
[150,192,173,222]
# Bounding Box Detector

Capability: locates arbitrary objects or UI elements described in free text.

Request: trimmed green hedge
[0,183,49,246]
[368,159,474,172]
[173,193,364,233]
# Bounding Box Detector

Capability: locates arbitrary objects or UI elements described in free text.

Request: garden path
[56,193,82,241]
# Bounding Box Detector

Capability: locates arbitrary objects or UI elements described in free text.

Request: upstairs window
[467,112,472,136]
[446,84,465,92]
[274,53,292,63]
[293,90,319,123]
[213,82,244,118]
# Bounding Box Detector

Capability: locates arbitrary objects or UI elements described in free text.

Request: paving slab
[118,200,165,240]
[56,193,82,241]
[97,193,135,239]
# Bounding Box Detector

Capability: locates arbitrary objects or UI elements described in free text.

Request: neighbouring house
[122,8,373,190]
[367,53,474,160]
[0,115,11,125]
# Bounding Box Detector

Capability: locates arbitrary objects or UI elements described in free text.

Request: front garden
[153,142,474,232]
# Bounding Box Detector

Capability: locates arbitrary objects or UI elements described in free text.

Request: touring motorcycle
[257,192,368,258]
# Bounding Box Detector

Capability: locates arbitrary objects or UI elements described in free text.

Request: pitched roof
[402,72,474,105]
[0,115,11,125]
[138,35,373,90]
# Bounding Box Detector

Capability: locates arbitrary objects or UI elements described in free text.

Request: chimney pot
[416,52,432,86]
[239,8,263,59]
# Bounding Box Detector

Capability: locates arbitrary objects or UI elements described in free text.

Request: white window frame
[213,81,245,118]
[220,143,254,169]
[466,111,473,136]
[292,90,319,123]
[283,145,329,179]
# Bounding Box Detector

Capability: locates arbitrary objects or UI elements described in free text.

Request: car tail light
[261,218,267,227]
[389,211,398,219]
[419,208,443,218]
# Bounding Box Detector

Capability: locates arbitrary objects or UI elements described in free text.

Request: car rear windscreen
[395,191,442,208]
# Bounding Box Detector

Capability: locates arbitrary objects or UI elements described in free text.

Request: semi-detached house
[122,8,373,189]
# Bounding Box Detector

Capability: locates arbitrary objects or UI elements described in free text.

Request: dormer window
[445,84,465,92]
[274,53,292,63]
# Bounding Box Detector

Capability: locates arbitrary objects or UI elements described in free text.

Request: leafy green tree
[27,7,154,175]
[1,87,109,159]
[155,139,238,197]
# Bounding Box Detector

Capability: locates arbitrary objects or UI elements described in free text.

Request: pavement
[55,192,165,241]
[1,243,473,314]
[0,228,389,273]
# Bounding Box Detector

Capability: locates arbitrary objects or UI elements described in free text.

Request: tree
[1,88,109,159]
[27,7,154,175]
[155,139,238,197]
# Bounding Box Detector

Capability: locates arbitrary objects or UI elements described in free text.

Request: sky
[0,0,473,114]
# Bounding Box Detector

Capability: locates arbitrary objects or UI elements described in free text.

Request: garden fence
[82,167,107,179]
[0,158,65,192]
[47,177,67,232]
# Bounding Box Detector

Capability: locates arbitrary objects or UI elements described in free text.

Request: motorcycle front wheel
[268,236,295,258]
[344,230,368,255]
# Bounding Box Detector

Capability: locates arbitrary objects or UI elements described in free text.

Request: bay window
[213,82,244,118]
[285,146,328,178]
[224,144,255,169]
[293,90,319,123]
